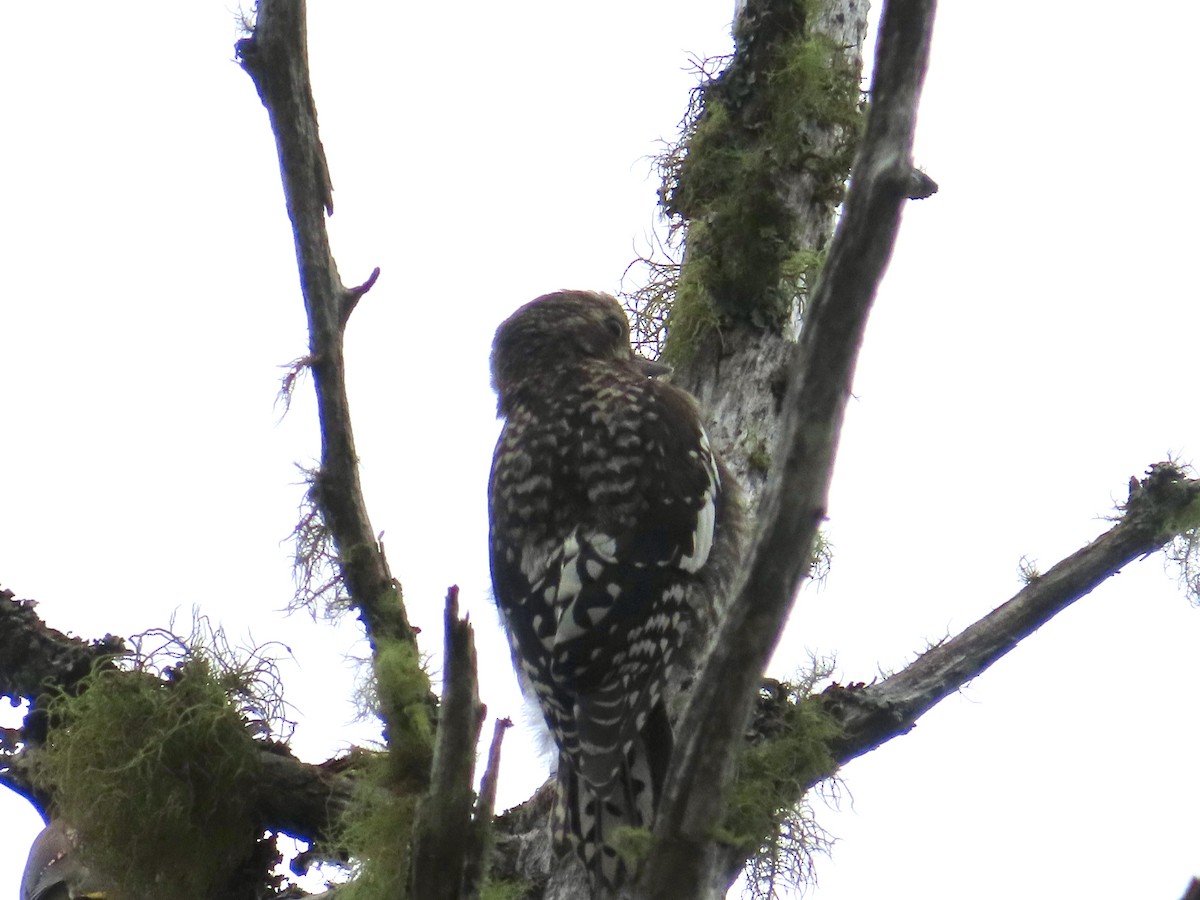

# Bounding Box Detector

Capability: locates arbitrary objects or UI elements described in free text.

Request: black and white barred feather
[488,290,741,895]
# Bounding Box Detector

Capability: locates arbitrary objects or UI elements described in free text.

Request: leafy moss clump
[34,659,262,900]
[659,0,862,362]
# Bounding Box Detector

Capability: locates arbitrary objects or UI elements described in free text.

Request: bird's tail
[554,704,671,896]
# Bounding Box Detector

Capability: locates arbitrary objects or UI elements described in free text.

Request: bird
[488,290,741,894]
[21,820,107,900]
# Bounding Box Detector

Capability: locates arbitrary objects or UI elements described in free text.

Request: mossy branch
[656,0,863,364]
[0,590,356,850]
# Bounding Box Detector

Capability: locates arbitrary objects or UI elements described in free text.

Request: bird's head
[491,290,669,414]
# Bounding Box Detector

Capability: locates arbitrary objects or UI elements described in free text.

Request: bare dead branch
[661,464,1200,892]
[462,716,513,898]
[642,1,939,896]
[477,717,511,830]
[236,0,417,662]
[821,462,1200,766]
[410,587,485,900]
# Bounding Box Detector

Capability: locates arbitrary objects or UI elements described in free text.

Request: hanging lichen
[720,672,842,898]
[336,751,421,900]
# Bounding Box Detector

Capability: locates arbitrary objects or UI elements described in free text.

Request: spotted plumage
[488,290,741,894]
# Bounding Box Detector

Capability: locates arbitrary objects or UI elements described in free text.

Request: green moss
[720,676,842,898]
[748,437,773,477]
[610,824,654,868]
[372,638,434,787]
[658,0,862,360]
[808,529,833,584]
[480,878,532,900]
[337,751,420,900]
[780,247,826,319]
[34,659,263,900]
[332,639,437,900]
[1163,493,1200,535]
[660,227,724,366]
[723,696,839,845]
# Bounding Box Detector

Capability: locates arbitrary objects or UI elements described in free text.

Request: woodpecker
[488,290,741,893]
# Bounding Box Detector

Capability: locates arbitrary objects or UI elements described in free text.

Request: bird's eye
[604,315,626,341]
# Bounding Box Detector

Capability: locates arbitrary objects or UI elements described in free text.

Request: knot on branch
[815,681,869,722]
[339,267,381,330]
[233,36,259,69]
[816,681,912,756]
[1124,462,1200,537]
[906,168,938,199]
[0,589,126,703]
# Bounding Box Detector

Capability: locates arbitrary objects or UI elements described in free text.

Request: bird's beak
[637,357,673,378]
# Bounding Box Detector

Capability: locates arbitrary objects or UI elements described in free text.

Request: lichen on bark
[657,0,863,364]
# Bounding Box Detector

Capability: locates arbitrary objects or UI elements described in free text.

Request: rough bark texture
[640,1,937,896]
[677,0,871,512]
[410,588,485,900]
[237,0,417,659]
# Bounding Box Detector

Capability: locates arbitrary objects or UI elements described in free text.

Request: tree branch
[235,0,415,660]
[684,463,1200,892]
[822,462,1200,765]
[671,0,870,509]
[257,747,357,847]
[0,589,356,847]
[0,587,127,816]
[463,716,512,898]
[410,587,485,900]
[0,587,125,705]
[644,1,938,896]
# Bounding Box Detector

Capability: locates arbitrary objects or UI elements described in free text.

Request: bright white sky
[2,2,1198,898]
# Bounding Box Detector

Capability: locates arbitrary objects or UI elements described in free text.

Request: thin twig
[463,716,512,898]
